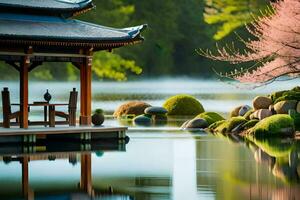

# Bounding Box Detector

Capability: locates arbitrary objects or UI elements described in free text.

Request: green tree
[204,0,269,40]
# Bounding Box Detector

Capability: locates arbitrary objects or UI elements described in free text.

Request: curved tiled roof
[0,0,94,17]
[0,13,147,49]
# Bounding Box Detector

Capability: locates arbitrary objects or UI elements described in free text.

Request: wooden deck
[0,125,128,143]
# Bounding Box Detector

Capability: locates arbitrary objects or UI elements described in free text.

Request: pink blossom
[199,0,300,84]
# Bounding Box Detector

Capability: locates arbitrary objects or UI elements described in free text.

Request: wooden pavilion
[0,0,146,128]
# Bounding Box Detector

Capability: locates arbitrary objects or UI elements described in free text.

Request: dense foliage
[204,0,269,40]
[0,0,270,81]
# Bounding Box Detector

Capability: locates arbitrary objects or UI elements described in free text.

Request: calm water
[0,79,299,200]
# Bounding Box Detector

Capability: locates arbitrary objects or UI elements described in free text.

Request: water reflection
[210,131,300,199]
[0,131,299,200]
[0,140,130,200]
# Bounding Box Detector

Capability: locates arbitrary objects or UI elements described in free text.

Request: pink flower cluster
[201,0,300,84]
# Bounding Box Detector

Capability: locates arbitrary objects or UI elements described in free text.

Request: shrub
[163,94,204,116]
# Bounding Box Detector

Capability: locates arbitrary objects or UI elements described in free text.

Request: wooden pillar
[21,156,34,200]
[20,50,31,128]
[80,49,93,125]
[80,153,93,195]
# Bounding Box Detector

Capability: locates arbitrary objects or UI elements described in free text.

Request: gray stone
[185,118,208,129]
[252,96,272,110]
[144,106,168,115]
[133,114,152,126]
[230,105,243,117]
[250,110,259,120]
[257,109,273,120]
[231,123,245,133]
[269,104,276,114]
[238,105,252,116]
[274,100,297,114]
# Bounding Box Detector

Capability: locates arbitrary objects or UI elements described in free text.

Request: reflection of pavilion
[18,153,132,200]
[0,139,129,200]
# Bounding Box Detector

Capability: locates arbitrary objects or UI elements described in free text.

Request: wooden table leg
[44,106,47,127]
[49,105,55,127]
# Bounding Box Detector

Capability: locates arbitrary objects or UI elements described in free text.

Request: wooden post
[22,156,29,197]
[80,153,93,195]
[20,48,31,128]
[80,49,93,125]
[21,156,34,200]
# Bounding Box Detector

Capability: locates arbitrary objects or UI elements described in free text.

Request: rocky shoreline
[112,87,300,141]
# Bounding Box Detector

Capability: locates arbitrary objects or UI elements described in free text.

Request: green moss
[214,116,247,134]
[249,137,295,157]
[163,94,204,116]
[196,112,224,125]
[208,120,226,130]
[250,114,295,137]
[291,86,300,92]
[288,110,300,131]
[94,109,104,114]
[243,109,254,120]
[242,119,259,130]
[274,91,300,104]
[269,90,287,103]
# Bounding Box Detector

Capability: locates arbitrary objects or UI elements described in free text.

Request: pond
[0,78,299,200]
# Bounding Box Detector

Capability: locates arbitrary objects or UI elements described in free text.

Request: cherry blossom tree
[199,0,300,85]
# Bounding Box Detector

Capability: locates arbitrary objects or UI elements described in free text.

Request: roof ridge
[54,0,91,6]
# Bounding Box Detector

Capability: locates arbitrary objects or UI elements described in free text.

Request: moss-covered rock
[208,120,226,130]
[163,94,204,116]
[243,109,254,120]
[195,112,224,125]
[249,114,295,137]
[288,109,300,131]
[291,86,300,92]
[274,91,300,104]
[249,137,295,157]
[113,101,151,118]
[213,116,247,134]
[274,100,297,114]
[242,119,259,130]
[269,90,287,103]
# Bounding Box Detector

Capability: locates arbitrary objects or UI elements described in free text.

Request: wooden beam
[80,153,92,195]
[28,61,42,72]
[22,156,29,197]
[72,62,81,70]
[20,48,31,129]
[21,156,34,200]
[80,49,93,125]
[5,61,20,72]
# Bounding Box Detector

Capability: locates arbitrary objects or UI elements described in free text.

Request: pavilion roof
[0,13,146,50]
[0,0,94,17]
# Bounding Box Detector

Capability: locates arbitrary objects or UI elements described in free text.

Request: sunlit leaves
[204,0,269,40]
[92,51,142,81]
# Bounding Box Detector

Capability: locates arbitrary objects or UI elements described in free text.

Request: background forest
[0,0,270,81]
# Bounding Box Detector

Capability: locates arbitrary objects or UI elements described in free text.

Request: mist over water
[1,78,299,118]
